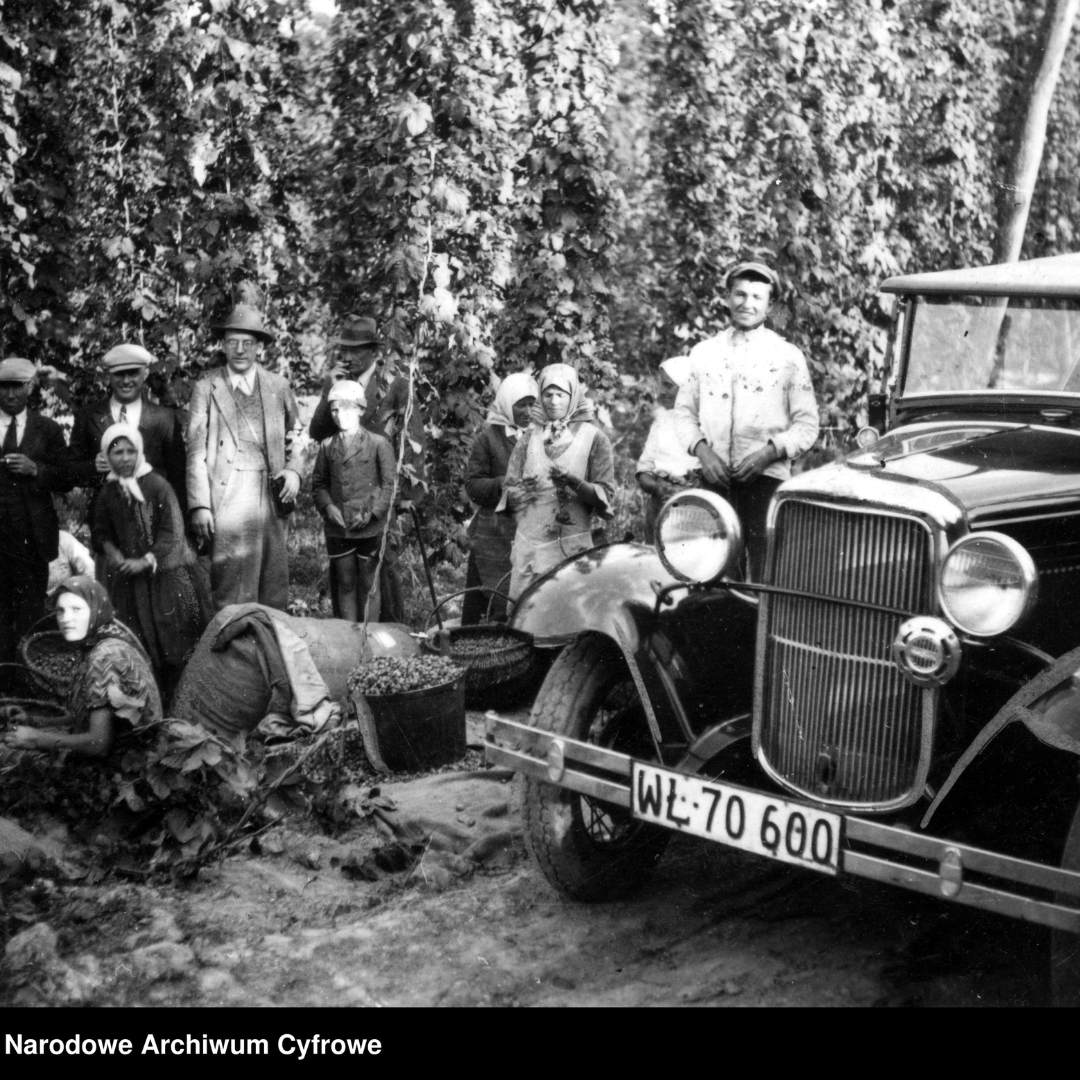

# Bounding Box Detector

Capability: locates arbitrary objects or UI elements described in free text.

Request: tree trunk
[994,0,1080,264]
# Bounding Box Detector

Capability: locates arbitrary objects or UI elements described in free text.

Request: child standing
[92,423,212,696]
[312,380,397,622]
[636,356,701,543]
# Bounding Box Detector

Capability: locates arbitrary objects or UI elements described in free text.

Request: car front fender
[511,542,758,756]
[923,642,1080,827]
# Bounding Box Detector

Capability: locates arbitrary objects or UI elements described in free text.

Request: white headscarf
[531,364,597,454]
[100,422,153,503]
[486,371,540,437]
[659,355,693,388]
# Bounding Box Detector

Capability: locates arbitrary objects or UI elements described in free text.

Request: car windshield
[903,294,1080,396]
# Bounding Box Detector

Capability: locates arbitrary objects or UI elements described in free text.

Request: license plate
[631,762,843,875]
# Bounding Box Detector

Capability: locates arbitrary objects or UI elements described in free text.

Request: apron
[509,424,598,600]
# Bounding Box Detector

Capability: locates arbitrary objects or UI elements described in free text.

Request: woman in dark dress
[461,372,538,624]
[92,423,211,694]
[1,576,161,757]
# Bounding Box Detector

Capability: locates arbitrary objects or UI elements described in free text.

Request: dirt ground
[0,713,1054,1009]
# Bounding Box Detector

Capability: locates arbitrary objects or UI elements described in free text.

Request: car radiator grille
[757,501,935,808]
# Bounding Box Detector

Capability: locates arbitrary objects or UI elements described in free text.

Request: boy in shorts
[311,380,397,621]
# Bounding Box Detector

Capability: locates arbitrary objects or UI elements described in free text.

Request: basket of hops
[347,655,467,774]
[421,624,535,709]
[19,626,81,701]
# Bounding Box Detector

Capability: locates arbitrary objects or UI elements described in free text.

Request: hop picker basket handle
[424,586,516,633]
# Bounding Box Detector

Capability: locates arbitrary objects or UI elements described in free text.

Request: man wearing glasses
[186,304,303,611]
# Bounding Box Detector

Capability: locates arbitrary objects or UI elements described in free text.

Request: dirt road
[2,761,1051,1008]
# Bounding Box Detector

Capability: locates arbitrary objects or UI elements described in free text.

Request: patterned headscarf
[486,371,540,436]
[100,422,154,503]
[55,575,115,647]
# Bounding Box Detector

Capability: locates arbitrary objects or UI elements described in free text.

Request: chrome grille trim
[753,499,938,811]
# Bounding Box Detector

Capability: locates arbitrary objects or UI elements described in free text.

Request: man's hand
[94,452,110,474]
[694,442,729,488]
[3,453,37,478]
[326,505,346,529]
[732,442,780,484]
[349,510,371,531]
[192,508,215,542]
[117,556,150,578]
[275,469,300,502]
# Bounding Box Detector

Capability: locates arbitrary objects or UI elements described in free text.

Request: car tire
[521,632,670,902]
[1051,800,1080,1005]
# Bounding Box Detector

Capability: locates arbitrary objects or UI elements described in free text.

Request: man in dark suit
[0,357,73,663]
[69,343,188,518]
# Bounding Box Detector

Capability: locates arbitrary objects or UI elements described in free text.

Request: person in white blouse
[673,262,819,579]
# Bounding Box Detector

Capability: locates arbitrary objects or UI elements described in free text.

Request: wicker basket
[421,624,535,709]
[19,628,81,700]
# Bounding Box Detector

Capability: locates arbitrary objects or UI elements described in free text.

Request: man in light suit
[69,343,188,518]
[187,305,303,611]
[0,358,73,662]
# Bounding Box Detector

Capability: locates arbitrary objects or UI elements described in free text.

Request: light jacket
[186,364,303,515]
[673,325,819,482]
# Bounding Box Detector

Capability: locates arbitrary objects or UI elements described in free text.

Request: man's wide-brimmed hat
[723,261,783,301]
[332,315,383,347]
[211,303,274,344]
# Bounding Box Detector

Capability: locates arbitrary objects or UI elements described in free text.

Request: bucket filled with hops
[346,655,466,773]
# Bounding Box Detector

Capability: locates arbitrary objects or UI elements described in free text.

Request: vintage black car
[485,252,1080,1004]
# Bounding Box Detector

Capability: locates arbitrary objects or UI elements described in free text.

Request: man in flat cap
[69,342,188,520]
[0,358,73,662]
[673,261,819,580]
[309,314,428,622]
[187,303,303,611]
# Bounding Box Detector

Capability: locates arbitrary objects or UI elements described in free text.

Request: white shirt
[109,396,142,427]
[673,325,819,482]
[0,409,28,448]
[47,531,96,596]
[228,368,257,395]
[636,408,700,479]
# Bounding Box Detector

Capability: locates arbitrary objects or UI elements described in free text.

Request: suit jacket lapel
[210,370,240,441]
[340,429,367,464]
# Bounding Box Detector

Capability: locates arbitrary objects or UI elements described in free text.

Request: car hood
[842,423,1080,519]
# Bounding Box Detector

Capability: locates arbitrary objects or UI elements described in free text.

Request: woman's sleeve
[91,486,114,555]
[583,429,616,519]
[80,641,156,728]
[496,433,528,514]
[147,477,179,563]
[371,436,397,521]
[464,429,503,508]
[636,422,659,475]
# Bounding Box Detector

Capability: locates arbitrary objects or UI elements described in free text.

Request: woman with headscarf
[92,423,211,695]
[498,363,615,600]
[1,576,161,757]
[636,356,702,543]
[461,372,539,624]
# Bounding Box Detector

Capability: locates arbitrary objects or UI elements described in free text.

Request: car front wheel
[521,633,670,901]
[1051,799,1080,1005]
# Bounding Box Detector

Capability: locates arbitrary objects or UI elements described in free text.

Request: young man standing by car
[673,262,819,579]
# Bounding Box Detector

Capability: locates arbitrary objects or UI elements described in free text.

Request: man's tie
[2,418,18,454]
[119,404,128,424]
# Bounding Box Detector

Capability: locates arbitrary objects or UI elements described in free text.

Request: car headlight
[938,532,1037,637]
[656,490,742,584]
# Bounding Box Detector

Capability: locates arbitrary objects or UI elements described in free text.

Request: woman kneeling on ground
[1,576,162,758]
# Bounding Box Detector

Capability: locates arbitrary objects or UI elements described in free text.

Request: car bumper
[486,713,1080,935]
